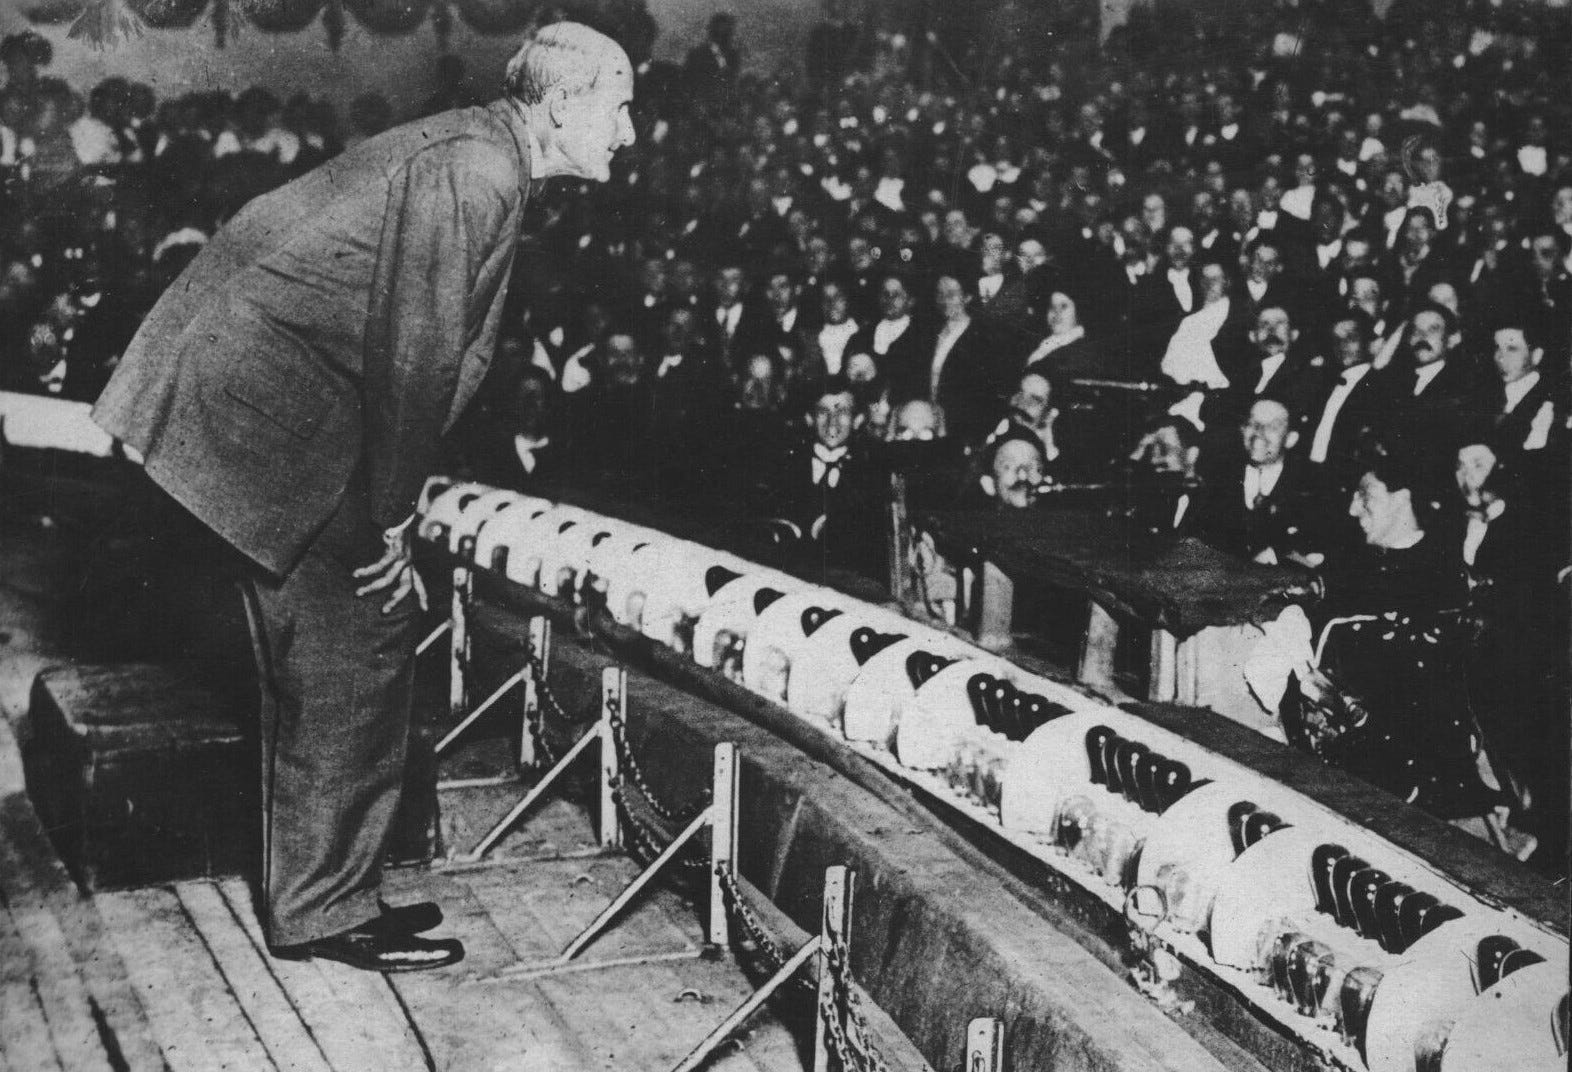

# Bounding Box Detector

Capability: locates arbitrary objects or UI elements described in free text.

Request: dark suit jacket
[896,320,1007,443]
[849,318,926,388]
[93,100,534,576]
[1187,455,1327,562]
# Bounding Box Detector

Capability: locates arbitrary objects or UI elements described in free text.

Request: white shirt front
[977,273,1004,301]
[1280,184,1315,221]
[1254,353,1286,394]
[1413,360,1446,396]
[817,320,858,375]
[1502,370,1540,414]
[1168,267,1193,312]
[1247,277,1269,303]
[1308,363,1371,462]
[930,321,967,398]
[513,435,550,474]
[811,443,849,487]
[777,307,798,334]
[1518,144,1548,177]
[872,315,911,355]
[1244,461,1284,506]
[1316,240,1342,270]
[716,303,742,338]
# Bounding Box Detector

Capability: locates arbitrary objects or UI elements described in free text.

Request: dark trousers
[240,487,421,946]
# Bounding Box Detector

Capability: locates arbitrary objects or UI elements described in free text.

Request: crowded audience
[1,0,1567,869]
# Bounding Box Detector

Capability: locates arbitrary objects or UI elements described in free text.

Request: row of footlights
[418,481,1568,1072]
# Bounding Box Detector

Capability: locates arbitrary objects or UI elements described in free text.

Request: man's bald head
[503,22,630,107]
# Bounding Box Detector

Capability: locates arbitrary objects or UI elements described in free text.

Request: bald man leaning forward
[92,24,636,971]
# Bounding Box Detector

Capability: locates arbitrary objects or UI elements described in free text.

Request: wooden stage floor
[0,523,810,1072]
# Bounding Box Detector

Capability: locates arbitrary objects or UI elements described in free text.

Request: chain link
[605,692,710,825]
[822,912,892,1072]
[713,863,818,994]
[524,648,561,768]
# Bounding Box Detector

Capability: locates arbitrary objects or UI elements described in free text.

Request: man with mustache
[91,23,637,972]
[1375,301,1479,456]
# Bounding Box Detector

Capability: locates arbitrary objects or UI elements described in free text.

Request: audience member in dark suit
[706,260,751,369]
[1187,396,1326,565]
[895,275,1006,443]
[1474,315,1563,457]
[1450,436,1569,857]
[1372,301,1480,460]
[1303,310,1388,500]
[457,361,562,490]
[1206,302,1325,437]
[763,375,886,578]
[1131,225,1202,366]
[848,271,925,393]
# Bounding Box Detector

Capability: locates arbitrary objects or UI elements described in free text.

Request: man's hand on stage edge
[354,517,429,613]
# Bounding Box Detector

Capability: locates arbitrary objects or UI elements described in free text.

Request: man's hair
[981,425,1047,472]
[503,22,623,106]
[808,374,856,406]
[1411,299,1459,337]
[1331,308,1374,346]
[1491,309,1545,351]
[1359,444,1423,497]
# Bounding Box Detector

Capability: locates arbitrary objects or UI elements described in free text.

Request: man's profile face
[811,391,856,450]
[989,439,1044,510]
[1331,318,1366,368]
[715,266,745,306]
[1015,238,1047,274]
[602,332,643,387]
[551,47,636,183]
[1349,472,1405,547]
[1166,227,1195,270]
[1138,425,1188,474]
[1248,244,1281,283]
[1454,444,1497,504]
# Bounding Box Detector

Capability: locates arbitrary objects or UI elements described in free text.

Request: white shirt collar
[1414,360,1446,394]
[1255,352,1286,392]
[1244,460,1284,504]
[1502,370,1540,412]
[872,315,910,353]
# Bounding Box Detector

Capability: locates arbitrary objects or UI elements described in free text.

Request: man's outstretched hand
[354,519,429,613]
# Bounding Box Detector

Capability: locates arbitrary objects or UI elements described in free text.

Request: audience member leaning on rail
[88,23,638,974]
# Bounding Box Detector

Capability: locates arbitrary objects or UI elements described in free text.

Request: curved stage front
[417,478,1569,1072]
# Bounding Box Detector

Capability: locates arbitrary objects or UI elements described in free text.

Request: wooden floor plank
[0,831,113,1071]
[462,855,699,967]
[97,887,277,1072]
[0,791,168,1072]
[169,882,334,1072]
[206,879,429,1072]
[0,899,68,1072]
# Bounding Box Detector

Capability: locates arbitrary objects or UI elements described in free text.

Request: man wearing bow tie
[91,23,637,972]
[764,376,884,577]
[1305,311,1385,496]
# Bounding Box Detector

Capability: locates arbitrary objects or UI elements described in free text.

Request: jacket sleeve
[362,140,517,530]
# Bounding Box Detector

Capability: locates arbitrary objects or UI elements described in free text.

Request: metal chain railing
[524,647,561,768]
[605,690,710,825]
[822,915,893,1072]
[713,863,817,994]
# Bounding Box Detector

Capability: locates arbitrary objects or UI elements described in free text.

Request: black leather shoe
[271,924,464,973]
[375,899,444,935]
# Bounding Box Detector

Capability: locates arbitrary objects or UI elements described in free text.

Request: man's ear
[980,473,997,498]
[1530,346,1545,369]
[1448,330,1463,350]
[1290,327,1301,343]
[1285,429,1300,451]
[853,410,866,429]
[546,86,572,129]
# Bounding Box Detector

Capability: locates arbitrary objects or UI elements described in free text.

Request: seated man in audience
[456,359,561,490]
[971,426,1048,511]
[1287,449,1499,824]
[1450,433,1569,864]
[1188,397,1325,566]
[762,375,885,577]
[1477,314,1562,457]
[1205,302,1323,438]
[850,271,924,390]
[804,276,860,379]
[1126,414,1205,537]
[1304,310,1386,498]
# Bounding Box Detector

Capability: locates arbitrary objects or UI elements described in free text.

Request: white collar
[1414,360,1446,392]
[1502,370,1540,411]
[820,319,857,339]
[813,442,849,463]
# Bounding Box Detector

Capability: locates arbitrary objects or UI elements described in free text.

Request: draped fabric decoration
[125,0,206,28]
[18,0,87,24]
[344,0,430,35]
[67,0,142,47]
[25,0,542,48]
[322,0,345,52]
[455,0,534,35]
[234,0,324,33]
